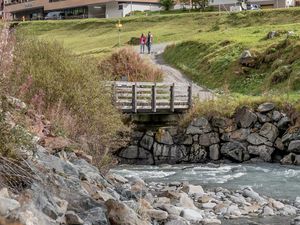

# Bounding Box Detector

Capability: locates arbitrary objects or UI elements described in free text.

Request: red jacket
[140,36,146,44]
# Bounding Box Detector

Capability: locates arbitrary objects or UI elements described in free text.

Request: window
[118,4,123,10]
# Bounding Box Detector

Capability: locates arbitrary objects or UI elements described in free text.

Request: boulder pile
[118,102,300,165]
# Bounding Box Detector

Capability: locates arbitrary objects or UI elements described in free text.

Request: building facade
[3,0,160,20]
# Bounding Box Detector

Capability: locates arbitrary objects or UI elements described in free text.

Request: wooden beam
[170,83,175,112]
[152,83,157,113]
[132,83,137,113]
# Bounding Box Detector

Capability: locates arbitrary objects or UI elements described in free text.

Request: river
[111,163,300,224]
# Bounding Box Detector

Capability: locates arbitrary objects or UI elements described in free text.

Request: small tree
[160,0,175,11]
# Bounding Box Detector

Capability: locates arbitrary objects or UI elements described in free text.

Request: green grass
[16,8,300,94]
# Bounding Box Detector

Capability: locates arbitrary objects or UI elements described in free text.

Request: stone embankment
[0,98,300,225]
[118,102,300,165]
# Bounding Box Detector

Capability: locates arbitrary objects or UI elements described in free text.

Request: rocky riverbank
[118,102,300,166]
[1,144,300,225]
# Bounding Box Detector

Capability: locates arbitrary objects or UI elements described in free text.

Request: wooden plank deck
[111,81,192,114]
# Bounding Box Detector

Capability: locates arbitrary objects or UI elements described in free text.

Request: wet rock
[0,197,20,216]
[140,134,154,150]
[288,140,300,153]
[202,202,216,209]
[155,130,173,145]
[179,193,197,209]
[209,144,220,160]
[259,123,279,143]
[201,218,222,225]
[65,211,84,225]
[199,132,220,147]
[257,102,275,113]
[248,145,275,162]
[281,205,297,216]
[220,141,250,162]
[235,107,257,128]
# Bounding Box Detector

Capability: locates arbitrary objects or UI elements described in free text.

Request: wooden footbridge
[111,82,192,114]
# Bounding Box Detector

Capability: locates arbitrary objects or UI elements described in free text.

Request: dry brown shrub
[99,47,163,82]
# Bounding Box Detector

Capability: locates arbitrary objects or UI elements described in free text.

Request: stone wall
[117,102,300,165]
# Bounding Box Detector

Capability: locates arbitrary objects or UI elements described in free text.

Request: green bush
[10,37,128,164]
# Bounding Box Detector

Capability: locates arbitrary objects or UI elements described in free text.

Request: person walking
[146,31,153,54]
[140,33,146,54]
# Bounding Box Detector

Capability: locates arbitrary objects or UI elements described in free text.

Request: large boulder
[189,144,207,162]
[198,132,220,147]
[209,144,220,160]
[180,208,203,222]
[288,140,300,153]
[0,197,20,216]
[119,146,139,159]
[281,153,300,165]
[247,133,270,146]
[248,145,275,162]
[155,130,173,145]
[105,199,150,225]
[186,117,212,135]
[235,107,257,128]
[257,102,275,113]
[220,142,250,162]
[240,50,257,67]
[140,134,154,150]
[259,123,279,143]
[277,116,291,130]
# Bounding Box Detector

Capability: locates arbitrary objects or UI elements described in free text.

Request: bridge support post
[151,83,156,113]
[132,83,137,113]
[188,84,192,108]
[170,83,174,112]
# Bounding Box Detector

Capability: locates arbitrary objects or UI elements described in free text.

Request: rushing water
[111,163,300,201]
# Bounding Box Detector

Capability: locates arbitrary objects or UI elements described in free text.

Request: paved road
[137,43,214,101]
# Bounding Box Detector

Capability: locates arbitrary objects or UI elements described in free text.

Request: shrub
[99,47,163,82]
[160,0,175,11]
[9,37,129,166]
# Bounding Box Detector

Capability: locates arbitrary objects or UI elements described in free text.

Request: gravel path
[137,43,214,100]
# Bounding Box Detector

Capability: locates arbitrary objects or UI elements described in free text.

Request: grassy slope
[17,8,300,95]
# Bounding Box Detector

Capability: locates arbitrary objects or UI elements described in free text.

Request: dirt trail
[137,43,214,100]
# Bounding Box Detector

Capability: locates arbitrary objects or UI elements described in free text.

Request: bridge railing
[111,82,192,113]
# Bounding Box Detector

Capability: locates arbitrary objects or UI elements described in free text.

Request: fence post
[152,83,156,113]
[170,83,174,112]
[188,84,192,109]
[132,83,137,113]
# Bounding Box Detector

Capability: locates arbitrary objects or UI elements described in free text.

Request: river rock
[165,219,190,225]
[242,187,267,205]
[259,123,279,143]
[262,206,274,216]
[235,107,257,128]
[199,132,220,147]
[182,135,193,145]
[0,197,20,216]
[225,204,242,217]
[209,144,220,160]
[275,138,284,150]
[247,133,270,146]
[248,145,274,162]
[189,144,207,162]
[281,205,297,216]
[182,184,204,196]
[155,130,173,145]
[158,204,181,216]
[187,117,212,135]
[140,134,154,150]
[281,153,296,165]
[220,142,250,162]
[257,102,275,113]
[269,198,284,209]
[146,209,168,221]
[291,216,300,225]
[202,202,216,209]
[65,211,84,225]
[179,193,197,209]
[288,140,300,153]
[180,208,203,222]
[202,218,222,225]
[105,199,150,225]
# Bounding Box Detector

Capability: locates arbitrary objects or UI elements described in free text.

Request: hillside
[17,8,300,95]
